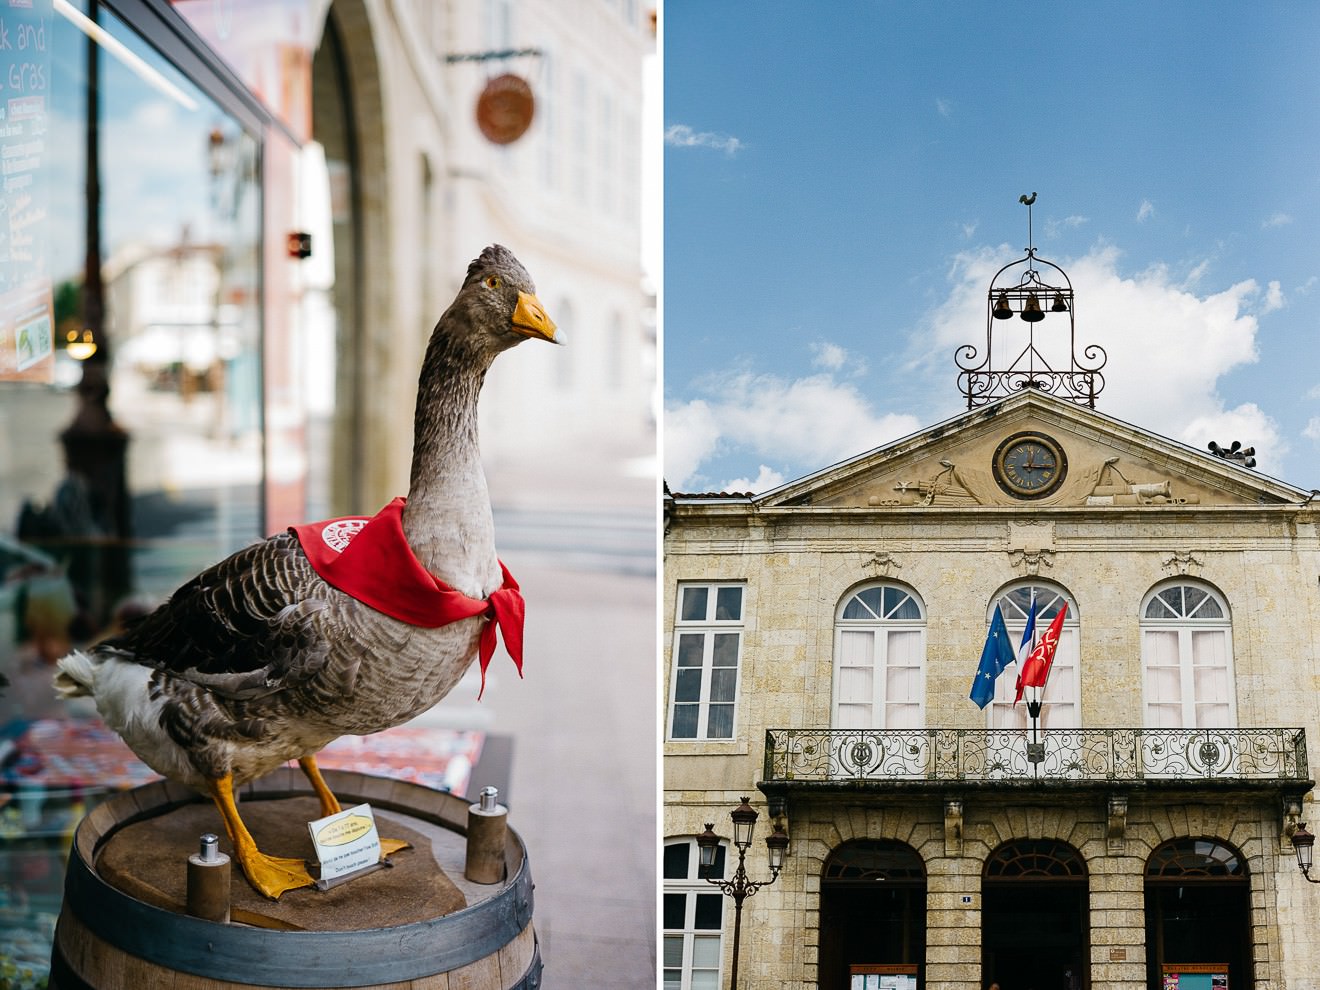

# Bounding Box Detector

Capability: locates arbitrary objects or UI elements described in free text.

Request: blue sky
[663,2,1320,494]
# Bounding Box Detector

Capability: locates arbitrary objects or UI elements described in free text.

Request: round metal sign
[476,73,535,145]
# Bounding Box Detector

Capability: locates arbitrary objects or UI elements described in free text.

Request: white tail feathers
[54,651,100,699]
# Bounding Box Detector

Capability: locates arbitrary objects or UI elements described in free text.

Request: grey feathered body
[55,245,544,794]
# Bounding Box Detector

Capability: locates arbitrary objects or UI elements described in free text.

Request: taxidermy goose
[54,245,558,899]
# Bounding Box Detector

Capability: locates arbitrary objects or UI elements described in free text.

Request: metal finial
[199,832,220,863]
[479,786,500,812]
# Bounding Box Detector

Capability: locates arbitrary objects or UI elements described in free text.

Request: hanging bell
[1050,292,1069,312]
[1020,292,1044,322]
[992,291,1013,320]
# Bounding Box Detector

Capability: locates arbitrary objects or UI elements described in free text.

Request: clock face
[993,432,1068,499]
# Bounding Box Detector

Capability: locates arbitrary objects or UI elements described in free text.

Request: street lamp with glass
[695,797,789,990]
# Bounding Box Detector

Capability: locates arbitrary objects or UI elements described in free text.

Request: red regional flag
[1014,601,1068,704]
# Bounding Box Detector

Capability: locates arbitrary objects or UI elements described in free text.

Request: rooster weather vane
[956,193,1106,409]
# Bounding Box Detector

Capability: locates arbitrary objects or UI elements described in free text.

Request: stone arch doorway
[982,839,1089,990]
[311,0,389,515]
[1144,837,1252,987]
[818,840,926,990]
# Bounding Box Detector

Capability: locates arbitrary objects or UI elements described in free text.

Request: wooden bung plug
[186,832,231,923]
[464,786,508,884]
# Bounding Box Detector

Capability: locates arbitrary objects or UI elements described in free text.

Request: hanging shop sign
[475,73,535,145]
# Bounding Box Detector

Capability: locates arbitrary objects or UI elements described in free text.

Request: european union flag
[969,604,1015,708]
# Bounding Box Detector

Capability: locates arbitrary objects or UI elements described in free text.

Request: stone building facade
[663,389,1320,990]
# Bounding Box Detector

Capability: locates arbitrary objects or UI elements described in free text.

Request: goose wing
[99,533,339,700]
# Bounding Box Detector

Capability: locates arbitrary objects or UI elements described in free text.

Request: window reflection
[0,6,263,982]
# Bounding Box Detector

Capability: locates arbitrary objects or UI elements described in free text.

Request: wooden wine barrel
[49,769,540,989]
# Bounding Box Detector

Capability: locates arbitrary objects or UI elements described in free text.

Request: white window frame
[663,837,726,990]
[986,582,1081,730]
[668,583,745,741]
[831,583,926,730]
[1140,582,1236,728]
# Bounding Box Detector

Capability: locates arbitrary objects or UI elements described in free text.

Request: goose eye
[485,275,501,289]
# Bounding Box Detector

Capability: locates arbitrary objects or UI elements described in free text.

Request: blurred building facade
[0,0,652,982]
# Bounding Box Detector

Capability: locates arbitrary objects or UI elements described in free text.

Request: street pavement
[418,454,658,988]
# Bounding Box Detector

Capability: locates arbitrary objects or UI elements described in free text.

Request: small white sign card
[307,802,385,889]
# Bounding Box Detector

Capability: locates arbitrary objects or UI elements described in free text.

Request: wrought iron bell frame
[956,197,1107,409]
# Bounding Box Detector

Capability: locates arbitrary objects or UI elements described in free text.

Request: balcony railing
[763,727,1309,785]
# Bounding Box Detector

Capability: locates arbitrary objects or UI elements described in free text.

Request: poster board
[0,0,54,383]
[850,963,918,990]
[1161,963,1228,990]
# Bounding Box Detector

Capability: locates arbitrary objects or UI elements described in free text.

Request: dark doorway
[982,839,1089,990]
[1145,838,1251,988]
[818,841,926,989]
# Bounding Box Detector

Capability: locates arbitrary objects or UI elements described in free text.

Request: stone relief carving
[1007,547,1055,576]
[1161,550,1204,576]
[1107,793,1128,854]
[944,797,963,857]
[862,551,901,577]
[1007,522,1054,575]
[1085,457,1200,506]
[881,454,1203,508]
[889,460,984,506]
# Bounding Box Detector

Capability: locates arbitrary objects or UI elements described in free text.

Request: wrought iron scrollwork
[955,200,1107,409]
[764,727,1308,784]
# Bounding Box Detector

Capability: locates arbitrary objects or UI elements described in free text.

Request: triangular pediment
[756,392,1307,510]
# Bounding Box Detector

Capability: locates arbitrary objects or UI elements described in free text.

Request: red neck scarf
[290,497,523,698]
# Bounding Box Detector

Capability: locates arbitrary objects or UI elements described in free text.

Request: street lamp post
[1289,822,1320,883]
[696,797,789,990]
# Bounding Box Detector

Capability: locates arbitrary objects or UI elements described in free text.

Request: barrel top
[62,770,536,986]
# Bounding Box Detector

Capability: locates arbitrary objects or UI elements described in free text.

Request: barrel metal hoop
[510,934,544,990]
[62,783,537,988]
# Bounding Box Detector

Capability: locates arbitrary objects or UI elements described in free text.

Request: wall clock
[992,431,1067,499]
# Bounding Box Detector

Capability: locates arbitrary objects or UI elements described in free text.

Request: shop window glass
[0,5,262,982]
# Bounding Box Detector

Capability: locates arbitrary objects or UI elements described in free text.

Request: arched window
[1141,582,1234,727]
[663,837,726,990]
[986,583,1080,729]
[832,584,925,729]
[985,839,1087,879]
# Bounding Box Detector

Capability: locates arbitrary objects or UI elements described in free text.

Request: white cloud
[960,222,978,240]
[936,98,952,118]
[665,369,921,491]
[1182,258,1211,288]
[1262,280,1285,313]
[926,243,1285,474]
[1136,200,1155,223]
[1304,417,1320,442]
[720,466,787,494]
[1263,212,1294,229]
[1045,215,1088,239]
[664,124,744,156]
[811,341,848,371]
[664,400,719,490]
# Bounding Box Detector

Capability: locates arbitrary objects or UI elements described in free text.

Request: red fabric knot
[289,497,525,699]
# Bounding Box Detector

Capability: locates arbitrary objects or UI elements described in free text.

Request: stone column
[1087,854,1147,990]
[924,853,982,990]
